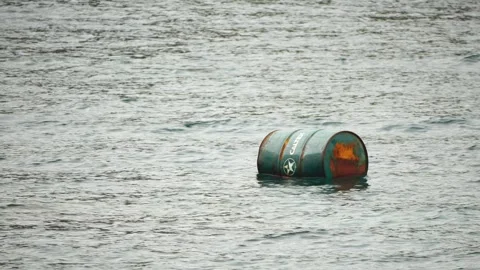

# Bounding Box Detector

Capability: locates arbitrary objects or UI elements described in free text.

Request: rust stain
[330,142,366,178]
[333,143,359,161]
[258,130,276,152]
[330,159,366,177]
[296,154,304,175]
[257,130,276,172]
[276,137,291,176]
[278,137,290,160]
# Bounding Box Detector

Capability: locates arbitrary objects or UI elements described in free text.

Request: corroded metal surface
[323,132,368,179]
[257,129,368,179]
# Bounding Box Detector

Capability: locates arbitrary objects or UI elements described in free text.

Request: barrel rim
[256,130,278,171]
[297,129,322,176]
[278,129,302,176]
[322,130,369,178]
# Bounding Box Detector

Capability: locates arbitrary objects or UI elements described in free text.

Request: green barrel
[257,129,368,178]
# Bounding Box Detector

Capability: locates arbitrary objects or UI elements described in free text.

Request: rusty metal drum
[257,129,368,178]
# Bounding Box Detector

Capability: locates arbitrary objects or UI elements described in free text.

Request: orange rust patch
[278,138,290,160]
[257,130,276,170]
[258,131,276,153]
[330,142,366,178]
[330,159,366,178]
[333,143,359,161]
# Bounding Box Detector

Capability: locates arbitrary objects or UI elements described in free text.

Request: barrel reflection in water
[256,174,369,191]
[257,130,368,179]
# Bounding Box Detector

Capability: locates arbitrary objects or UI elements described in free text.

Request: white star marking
[283,158,296,176]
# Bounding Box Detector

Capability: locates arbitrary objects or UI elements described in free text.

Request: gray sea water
[1,0,480,269]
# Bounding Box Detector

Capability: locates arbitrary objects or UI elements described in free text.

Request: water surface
[1,0,479,269]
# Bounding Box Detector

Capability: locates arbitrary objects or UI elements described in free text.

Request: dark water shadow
[256,174,369,192]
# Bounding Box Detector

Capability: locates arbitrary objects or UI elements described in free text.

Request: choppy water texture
[1,0,480,269]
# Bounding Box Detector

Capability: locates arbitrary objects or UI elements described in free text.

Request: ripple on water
[0,0,479,269]
[462,54,480,63]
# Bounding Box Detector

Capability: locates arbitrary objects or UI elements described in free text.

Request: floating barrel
[257,130,368,178]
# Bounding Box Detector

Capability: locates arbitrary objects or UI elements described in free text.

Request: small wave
[381,124,403,131]
[463,54,480,63]
[467,145,477,150]
[88,0,100,7]
[46,159,62,164]
[44,221,84,231]
[246,230,311,242]
[130,54,148,59]
[263,230,312,239]
[9,224,37,230]
[322,121,343,126]
[0,203,24,209]
[368,14,422,21]
[183,119,231,128]
[6,203,24,208]
[424,117,467,125]
[152,127,186,133]
[405,124,428,133]
[119,95,139,103]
